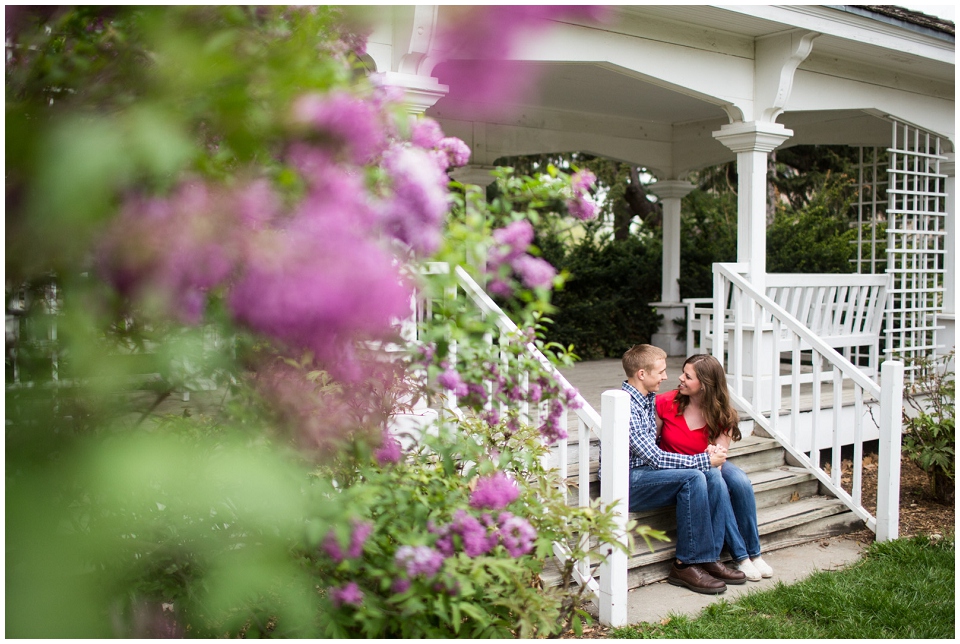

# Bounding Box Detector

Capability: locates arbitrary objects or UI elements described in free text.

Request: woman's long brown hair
[674,354,741,443]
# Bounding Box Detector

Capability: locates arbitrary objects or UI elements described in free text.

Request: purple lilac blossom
[497,512,537,557]
[528,383,543,402]
[228,226,410,381]
[391,577,411,594]
[565,387,584,409]
[379,144,451,254]
[322,530,344,563]
[291,91,387,164]
[470,472,520,511]
[567,195,599,221]
[410,117,445,149]
[98,180,251,324]
[394,545,445,577]
[330,581,364,608]
[375,431,403,465]
[438,137,471,167]
[570,169,597,193]
[487,278,513,297]
[538,400,569,444]
[432,509,497,558]
[490,219,534,265]
[235,178,281,230]
[481,408,500,427]
[433,6,608,118]
[347,521,373,559]
[511,254,557,289]
[437,368,469,397]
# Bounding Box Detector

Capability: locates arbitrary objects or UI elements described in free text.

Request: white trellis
[854,146,888,276]
[885,120,948,383]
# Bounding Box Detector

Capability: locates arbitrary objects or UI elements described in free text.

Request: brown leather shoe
[667,564,727,594]
[701,561,747,585]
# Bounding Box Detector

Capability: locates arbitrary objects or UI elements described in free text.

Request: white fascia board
[719,5,954,64]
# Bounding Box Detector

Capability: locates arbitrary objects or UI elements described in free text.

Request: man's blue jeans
[628,467,720,565]
[710,462,762,561]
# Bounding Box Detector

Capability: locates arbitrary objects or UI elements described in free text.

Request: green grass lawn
[611,535,954,639]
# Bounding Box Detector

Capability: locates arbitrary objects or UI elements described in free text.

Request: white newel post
[598,390,629,627]
[712,122,792,408]
[876,360,904,542]
[649,180,696,356]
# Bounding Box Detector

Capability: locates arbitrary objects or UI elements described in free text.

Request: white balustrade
[414,263,628,625]
[712,262,903,537]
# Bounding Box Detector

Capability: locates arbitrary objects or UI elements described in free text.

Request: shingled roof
[859,5,955,36]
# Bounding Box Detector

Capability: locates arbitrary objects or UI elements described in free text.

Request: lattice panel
[853,146,888,275]
[885,120,947,383]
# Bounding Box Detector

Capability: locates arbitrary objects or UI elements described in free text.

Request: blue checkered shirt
[622,381,711,471]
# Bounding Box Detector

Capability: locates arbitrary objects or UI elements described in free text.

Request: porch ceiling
[430,60,728,125]
[424,5,954,174]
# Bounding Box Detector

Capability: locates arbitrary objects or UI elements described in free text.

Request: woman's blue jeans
[628,466,720,565]
[708,462,762,561]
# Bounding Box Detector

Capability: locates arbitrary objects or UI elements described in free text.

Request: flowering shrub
[6,5,631,639]
[308,418,629,638]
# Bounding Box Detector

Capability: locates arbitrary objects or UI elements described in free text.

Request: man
[621,344,745,594]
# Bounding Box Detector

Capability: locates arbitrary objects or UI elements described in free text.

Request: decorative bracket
[755,30,820,123]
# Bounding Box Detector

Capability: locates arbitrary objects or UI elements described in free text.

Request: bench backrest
[764,273,888,341]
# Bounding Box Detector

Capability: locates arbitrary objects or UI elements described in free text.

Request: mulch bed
[841,454,955,544]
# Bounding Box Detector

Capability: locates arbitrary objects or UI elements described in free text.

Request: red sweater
[655,389,710,455]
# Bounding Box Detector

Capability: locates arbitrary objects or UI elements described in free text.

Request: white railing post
[598,390,629,627]
[876,360,904,542]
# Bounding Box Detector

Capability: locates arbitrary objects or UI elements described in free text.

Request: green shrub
[767,173,858,274]
[540,232,663,359]
[903,351,956,504]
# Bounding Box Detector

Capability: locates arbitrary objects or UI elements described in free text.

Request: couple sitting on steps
[621,344,774,594]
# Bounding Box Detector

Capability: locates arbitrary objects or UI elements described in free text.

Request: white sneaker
[751,556,773,578]
[736,558,762,581]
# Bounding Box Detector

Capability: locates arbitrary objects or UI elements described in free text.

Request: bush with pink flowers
[5,6,635,639]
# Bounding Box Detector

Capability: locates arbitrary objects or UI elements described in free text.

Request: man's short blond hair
[622,344,666,378]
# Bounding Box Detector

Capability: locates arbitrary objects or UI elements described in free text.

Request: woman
[655,354,773,581]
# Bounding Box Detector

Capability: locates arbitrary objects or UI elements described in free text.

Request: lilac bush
[6,5,633,640]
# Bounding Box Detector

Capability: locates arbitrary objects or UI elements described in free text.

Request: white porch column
[940,153,955,365]
[712,121,793,291]
[648,180,695,356]
[380,72,448,116]
[648,180,696,303]
[712,121,792,408]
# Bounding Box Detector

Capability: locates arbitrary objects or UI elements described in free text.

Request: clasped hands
[705,443,728,468]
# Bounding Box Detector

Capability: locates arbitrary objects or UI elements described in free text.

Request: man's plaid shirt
[621,380,711,471]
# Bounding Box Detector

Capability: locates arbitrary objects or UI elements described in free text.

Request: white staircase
[411,262,905,628]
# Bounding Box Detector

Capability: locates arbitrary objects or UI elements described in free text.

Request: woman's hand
[706,444,727,467]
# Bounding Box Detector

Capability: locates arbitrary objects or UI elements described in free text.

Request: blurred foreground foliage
[6,6,635,638]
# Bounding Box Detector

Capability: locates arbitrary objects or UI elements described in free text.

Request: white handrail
[717,266,881,397]
[451,265,602,429]
[420,263,624,623]
[713,262,903,538]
